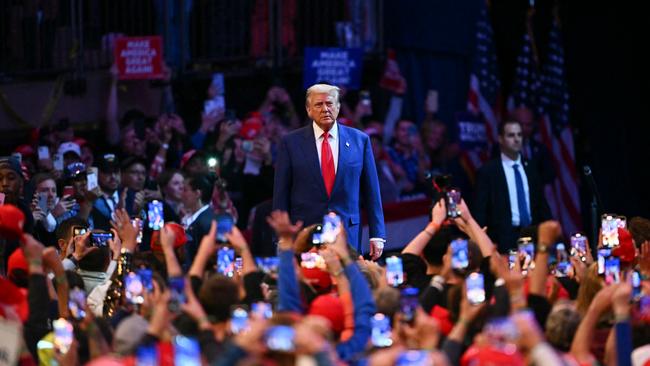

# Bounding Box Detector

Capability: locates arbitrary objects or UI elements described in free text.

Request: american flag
[537,19,581,234]
[464,4,502,181]
[507,29,541,111]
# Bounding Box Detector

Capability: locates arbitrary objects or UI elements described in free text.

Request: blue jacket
[90,188,137,231]
[616,320,632,366]
[272,123,385,253]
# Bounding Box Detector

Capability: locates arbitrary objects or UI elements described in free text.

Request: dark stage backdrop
[384,0,649,231]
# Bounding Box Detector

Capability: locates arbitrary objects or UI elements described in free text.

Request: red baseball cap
[239,113,263,140]
[0,204,25,241]
[429,305,454,336]
[308,293,345,334]
[461,345,525,366]
[612,228,636,264]
[8,248,29,276]
[73,137,90,148]
[14,145,35,159]
[151,223,188,252]
[301,267,332,294]
[0,276,29,321]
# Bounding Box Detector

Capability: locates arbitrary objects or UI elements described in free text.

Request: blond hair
[305,84,341,107]
[575,263,603,315]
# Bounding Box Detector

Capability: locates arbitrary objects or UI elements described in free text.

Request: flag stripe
[464,4,501,180]
[468,75,499,144]
[539,116,581,231]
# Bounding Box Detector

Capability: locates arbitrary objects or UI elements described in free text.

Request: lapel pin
[345,142,350,147]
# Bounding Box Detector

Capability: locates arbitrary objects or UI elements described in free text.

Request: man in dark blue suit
[273,84,386,259]
[473,120,551,253]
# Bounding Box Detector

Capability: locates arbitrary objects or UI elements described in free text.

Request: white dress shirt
[102,190,120,212]
[500,153,530,226]
[182,204,211,229]
[312,121,339,174]
[44,212,57,232]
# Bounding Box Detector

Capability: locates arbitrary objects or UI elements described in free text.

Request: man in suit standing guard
[273,83,386,259]
[473,120,551,252]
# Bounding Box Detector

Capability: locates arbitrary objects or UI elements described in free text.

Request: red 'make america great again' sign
[114,36,164,80]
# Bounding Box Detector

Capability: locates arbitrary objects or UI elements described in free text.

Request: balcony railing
[0,0,384,80]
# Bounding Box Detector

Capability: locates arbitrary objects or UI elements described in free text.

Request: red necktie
[321,132,335,197]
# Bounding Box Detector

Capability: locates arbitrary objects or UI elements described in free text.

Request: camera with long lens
[427,173,462,219]
[431,174,452,194]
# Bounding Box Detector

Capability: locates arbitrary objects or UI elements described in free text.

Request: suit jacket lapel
[298,126,328,197]
[522,160,533,182]
[522,159,536,218]
[496,162,512,218]
[94,196,111,219]
[332,125,349,194]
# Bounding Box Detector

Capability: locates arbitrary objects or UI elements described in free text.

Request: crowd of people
[4,68,474,255]
[2,73,650,366]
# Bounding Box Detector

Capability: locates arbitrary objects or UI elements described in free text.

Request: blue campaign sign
[303,47,363,89]
[455,112,488,150]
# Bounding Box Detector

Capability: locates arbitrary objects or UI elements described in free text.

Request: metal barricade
[0,0,384,79]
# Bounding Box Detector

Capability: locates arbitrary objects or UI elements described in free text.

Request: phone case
[38,146,50,160]
[87,173,98,191]
[53,154,64,171]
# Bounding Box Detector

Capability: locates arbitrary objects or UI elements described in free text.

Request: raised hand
[200,108,223,133]
[108,228,122,260]
[490,253,526,310]
[72,232,96,261]
[223,226,244,252]
[266,210,303,239]
[329,224,352,264]
[21,234,45,273]
[431,198,446,226]
[110,208,137,252]
[460,281,486,319]
[452,198,474,232]
[52,196,76,218]
[196,220,217,257]
[147,288,173,338]
[159,224,176,252]
[42,247,61,272]
[570,256,587,283]
[319,246,344,277]
[399,307,441,350]
[589,284,617,315]
[181,279,211,330]
[32,205,46,222]
[538,220,562,246]
[612,278,632,318]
